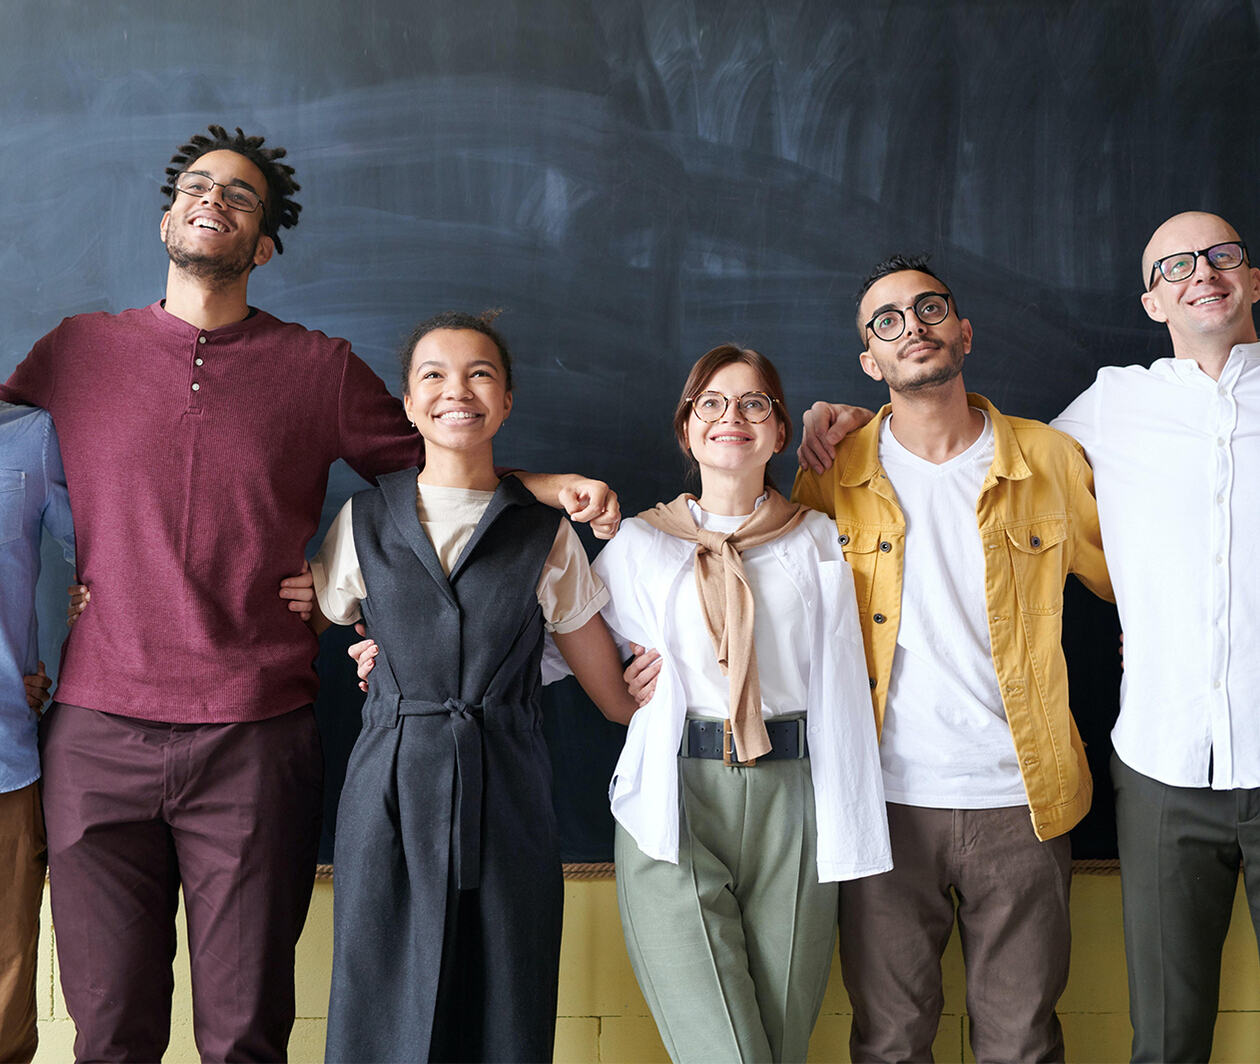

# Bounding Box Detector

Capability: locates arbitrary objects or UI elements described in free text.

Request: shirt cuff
[545,583,610,635]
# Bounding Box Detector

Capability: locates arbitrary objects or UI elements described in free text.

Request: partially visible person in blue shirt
[0,399,74,1064]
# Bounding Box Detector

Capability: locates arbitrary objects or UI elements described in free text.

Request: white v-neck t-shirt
[877,413,1026,808]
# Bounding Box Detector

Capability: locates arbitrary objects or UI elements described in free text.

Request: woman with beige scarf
[590,344,892,1063]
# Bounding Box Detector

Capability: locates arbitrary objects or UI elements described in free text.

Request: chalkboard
[8,0,1258,862]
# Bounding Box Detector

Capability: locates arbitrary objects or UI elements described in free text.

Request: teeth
[194,218,226,232]
[1192,296,1223,305]
[437,411,479,421]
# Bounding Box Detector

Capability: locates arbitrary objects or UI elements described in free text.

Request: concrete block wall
[32,870,1260,1062]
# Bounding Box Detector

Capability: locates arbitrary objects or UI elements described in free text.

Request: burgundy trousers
[40,702,323,1063]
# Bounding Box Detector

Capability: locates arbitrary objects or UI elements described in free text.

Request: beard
[164,228,259,288]
[885,336,966,394]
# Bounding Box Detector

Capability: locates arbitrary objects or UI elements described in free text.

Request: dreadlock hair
[398,310,514,394]
[160,124,302,254]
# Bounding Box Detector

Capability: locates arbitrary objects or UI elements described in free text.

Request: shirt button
[1219,386,1227,396]
[1216,555,1224,565]
[1217,495,1225,505]
[198,335,207,345]
[1217,437,1226,447]
[873,613,886,624]
[838,534,850,546]
[1214,680,1222,690]
[195,357,204,366]
[191,382,200,391]
[1030,535,1041,548]
[868,677,877,690]
[879,541,892,552]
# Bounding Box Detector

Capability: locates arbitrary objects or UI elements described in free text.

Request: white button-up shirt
[547,506,892,882]
[1054,343,1260,789]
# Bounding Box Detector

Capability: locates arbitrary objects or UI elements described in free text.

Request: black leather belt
[680,717,808,766]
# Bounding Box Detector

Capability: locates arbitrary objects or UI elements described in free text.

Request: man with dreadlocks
[0,124,617,1062]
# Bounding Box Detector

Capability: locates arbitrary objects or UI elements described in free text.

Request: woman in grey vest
[307,311,638,1063]
[583,345,892,1063]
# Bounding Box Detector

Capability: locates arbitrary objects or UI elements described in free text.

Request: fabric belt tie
[399,697,484,890]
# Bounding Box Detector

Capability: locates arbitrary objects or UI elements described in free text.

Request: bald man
[1053,212,1260,1062]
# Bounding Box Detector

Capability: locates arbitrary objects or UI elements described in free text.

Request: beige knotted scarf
[638,490,809,762]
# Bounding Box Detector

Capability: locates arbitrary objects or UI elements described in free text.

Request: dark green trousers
[1113,753,1260,1063]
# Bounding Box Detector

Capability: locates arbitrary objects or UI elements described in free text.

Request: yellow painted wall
[31,870,1260,1063]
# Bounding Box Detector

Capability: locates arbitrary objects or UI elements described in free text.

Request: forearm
[309,597,332,637]
[552,615,638,725]
[512,471,570,508]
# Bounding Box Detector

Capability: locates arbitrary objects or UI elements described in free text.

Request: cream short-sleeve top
[312,481,608,632]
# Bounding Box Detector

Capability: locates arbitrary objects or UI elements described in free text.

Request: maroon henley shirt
[1,302,418,723]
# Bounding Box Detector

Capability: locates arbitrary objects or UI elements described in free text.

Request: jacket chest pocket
[1004,518,1068,615]
[0,469,25,547]
[836,526,890,618]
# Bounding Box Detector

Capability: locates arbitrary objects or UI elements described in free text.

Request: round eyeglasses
[688,390,777,423]
[1148,242,1248,290]
[865,292,953,342]
[173,171,265,214]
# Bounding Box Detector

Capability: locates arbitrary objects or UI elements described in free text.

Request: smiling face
[402,328,513,453]
[857,269,972,394]
[1140,212,1260,356]
[160,149,274,284]
[685,361,785,481]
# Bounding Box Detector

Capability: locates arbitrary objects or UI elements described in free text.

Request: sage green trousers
[615,751,837,1063]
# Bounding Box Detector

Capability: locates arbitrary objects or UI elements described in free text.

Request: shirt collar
[839,392,1029,486]
[147,300,265,340]
[1157,341,1260,389]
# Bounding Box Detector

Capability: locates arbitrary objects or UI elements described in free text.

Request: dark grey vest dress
[325,470,564,1064]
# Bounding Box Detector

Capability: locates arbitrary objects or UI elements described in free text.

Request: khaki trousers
[0,781,45,1064]
[839,802,1071,1064]
[616,752,837,1064]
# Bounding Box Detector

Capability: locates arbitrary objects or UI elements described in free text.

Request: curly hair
[398,310,514,394]
[160,124,302,254]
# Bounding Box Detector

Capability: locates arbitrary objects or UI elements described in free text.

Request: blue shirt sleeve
[40,415,75,563]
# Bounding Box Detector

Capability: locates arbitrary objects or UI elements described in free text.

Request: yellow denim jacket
[792,394,1112,841]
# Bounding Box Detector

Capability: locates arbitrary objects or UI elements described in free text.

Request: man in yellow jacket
[793,254,1112,1063]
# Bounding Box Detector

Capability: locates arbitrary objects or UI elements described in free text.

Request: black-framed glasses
[865,292,953,342]
[173,171,265,214]
[1148,242,1248,290]
[688,390,778,423]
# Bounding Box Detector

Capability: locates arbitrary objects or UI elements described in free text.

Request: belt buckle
[723,719,757,767]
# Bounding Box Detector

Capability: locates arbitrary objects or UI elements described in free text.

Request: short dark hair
[672,343,792,489]
[161,125,302,254]
[398,310,513,394]
[854,253,949,341]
